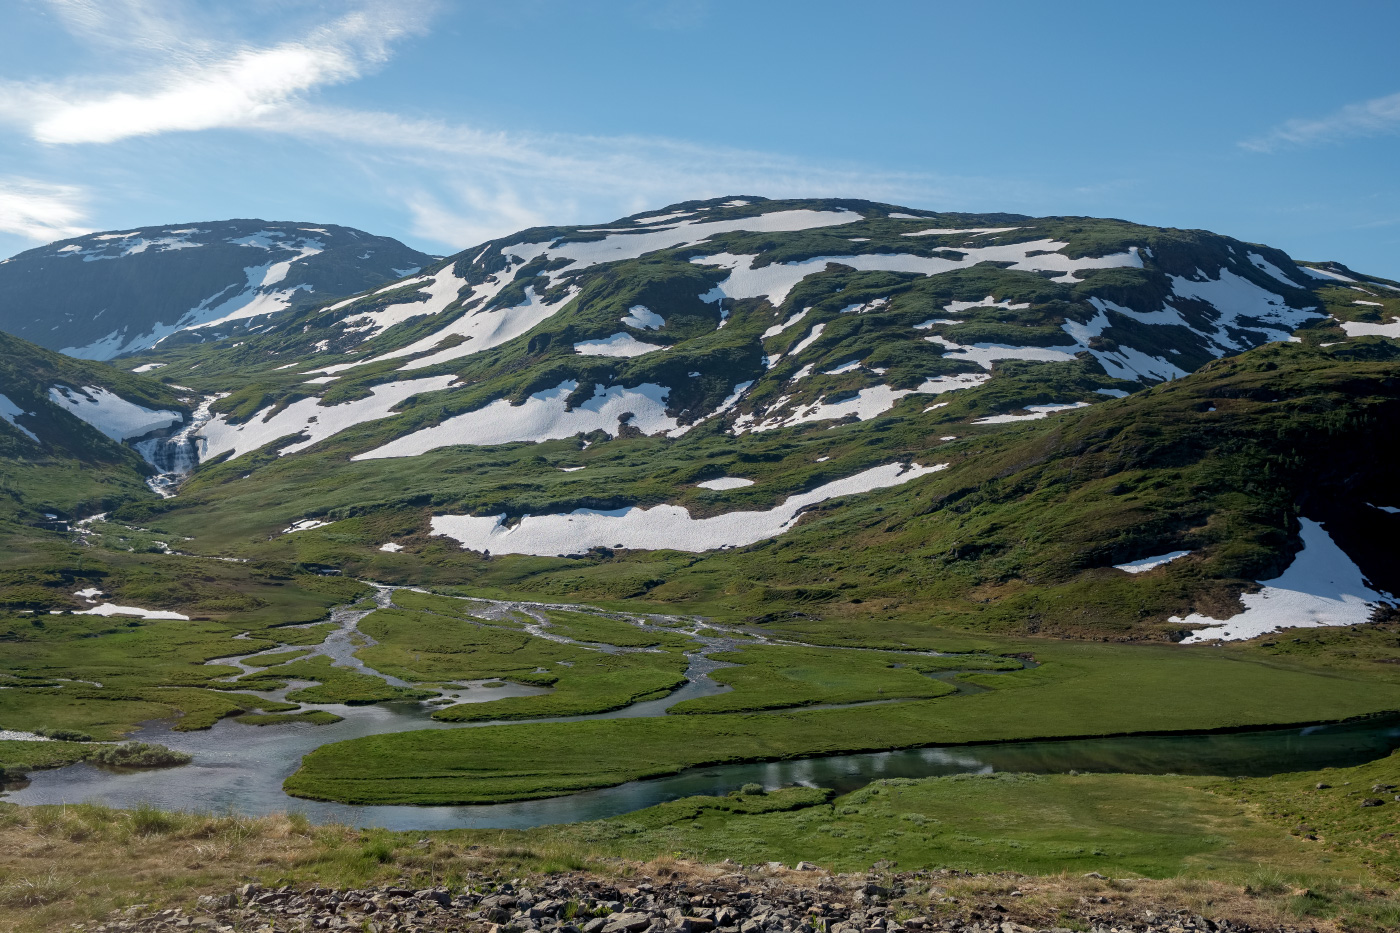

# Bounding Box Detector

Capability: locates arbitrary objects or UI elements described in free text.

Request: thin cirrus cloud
[257,104,971,248]
[0,178,93,242]
[1242,89,1400,152]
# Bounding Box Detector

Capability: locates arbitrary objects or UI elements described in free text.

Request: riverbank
[3,751,1398,933]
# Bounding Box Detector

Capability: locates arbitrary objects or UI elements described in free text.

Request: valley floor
[3,751,1399,933]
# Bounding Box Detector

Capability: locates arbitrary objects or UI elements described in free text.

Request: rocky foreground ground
[71,865,1322,933]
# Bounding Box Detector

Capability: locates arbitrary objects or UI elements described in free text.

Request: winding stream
[8,588,1400,830]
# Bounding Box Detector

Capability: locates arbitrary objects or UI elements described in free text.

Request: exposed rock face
[73,867,1321,933]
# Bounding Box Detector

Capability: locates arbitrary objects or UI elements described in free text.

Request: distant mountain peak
[0,219,434,360]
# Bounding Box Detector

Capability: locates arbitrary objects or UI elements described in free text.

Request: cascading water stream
[132,395,218,497]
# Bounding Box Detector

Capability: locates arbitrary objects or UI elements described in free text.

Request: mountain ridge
[0,219,435,360]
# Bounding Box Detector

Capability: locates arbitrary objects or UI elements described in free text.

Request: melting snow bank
[1175,519,1395,644]
[574,333,665,356]
[1340,316,1400,339]
[48,385,181,441]
[354,380,678,460]
[1115,550,1191,573]
[197,375,457,461]
[0,393,39,442]
[430,462,944,556]
[696,477,754,490]
[75,603,189,620]
[736,373,990,433]
[0,730,52,742]
[284,519,334,534]
[973,402,1089,424]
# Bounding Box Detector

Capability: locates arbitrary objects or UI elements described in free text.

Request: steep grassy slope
[0,331,186,530]
[117,339,1399,641]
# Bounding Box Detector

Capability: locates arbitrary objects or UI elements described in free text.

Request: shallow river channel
[9,588,1400,830]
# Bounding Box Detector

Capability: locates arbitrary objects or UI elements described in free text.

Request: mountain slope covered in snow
[0,220,434,360]
[5,197,1400,642]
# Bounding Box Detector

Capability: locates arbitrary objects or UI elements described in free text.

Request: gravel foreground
[72,866,1321,933]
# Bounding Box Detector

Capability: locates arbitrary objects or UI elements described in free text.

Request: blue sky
[1,0,1398,276]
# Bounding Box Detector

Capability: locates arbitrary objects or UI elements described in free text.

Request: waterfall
[132,395,217,498]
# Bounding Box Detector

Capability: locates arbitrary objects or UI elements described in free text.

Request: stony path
[74,868,1317,933]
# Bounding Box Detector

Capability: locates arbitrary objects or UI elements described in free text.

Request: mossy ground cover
[284,640,1400,805]
[0,545,369,739]
[234,655,435,705]
[665,644,1016,715]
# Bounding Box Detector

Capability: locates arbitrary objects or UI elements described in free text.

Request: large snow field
[0,393,39,442]
[736,373,990,433]
[574,333,666,357]
[1062,309,1190,383]
[501,210,865,287]
[1340,316,1400,338]
[1299,266,1357,283]
[430,461,944,556]
[973,402,1089,424]
[196,374,457,461]
[1168,268,1323,347]
[382,285,579,373]
[354,380,678,460]
[925,335,1080,369]
[48,385,181,441]
[692,240,1143,309]
[339,266,467,340]
[1175,519,1394,643]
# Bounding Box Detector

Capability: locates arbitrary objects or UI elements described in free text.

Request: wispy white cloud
[2,0,431,144]
[254,104,976,248]
[0,0,1055,254]
[0,178,92,242]
[1242,90,1400,152]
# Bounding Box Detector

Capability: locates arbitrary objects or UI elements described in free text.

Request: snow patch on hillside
[973,402,1089,424]
[763,309,809,339]
[1340,317,1400,338]
[47,385,181,441]
[366,284,579,373]
[694,240,1142,308]
[75,603,189,620]
[430,462,944,556]
[340,266,466,339]
[621,305,666,330]
[736,373,989,433]
[696,477,754,490]
[196,375,457,461]
[944,297,1030,314]
[1175,519,1393,643]
[925,335,1080,369]
[1168,268,1322,347]
[0,394,39,442]
[504,210,864,288]
[574,333,666,357]
[354,380,678,460]
[1115,550,1191,573]
[903,227,1020,237]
